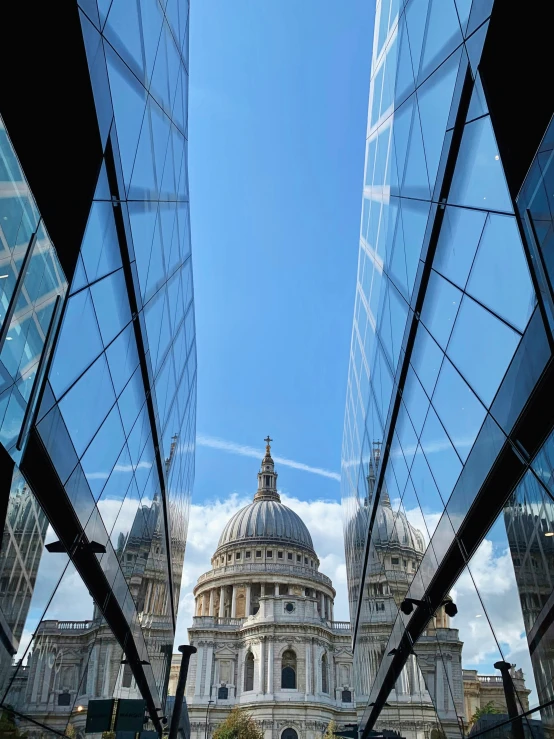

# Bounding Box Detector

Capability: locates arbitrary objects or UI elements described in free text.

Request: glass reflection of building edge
[0,471,48,693]
[349,444,464,738]
[9,440,179,728]
[342,1,554,736]
[0,0,195,734]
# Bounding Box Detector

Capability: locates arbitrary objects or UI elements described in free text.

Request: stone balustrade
[196,562,333,586]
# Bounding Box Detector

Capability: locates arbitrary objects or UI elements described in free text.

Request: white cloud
[196,434,341,481]
[404,506,442,541]
[451,538,538,705]
[175,493,350,645]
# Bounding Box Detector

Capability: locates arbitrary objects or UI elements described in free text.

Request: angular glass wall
[0,0,195,735]
[342,0,554,737]
[0,116,67,464]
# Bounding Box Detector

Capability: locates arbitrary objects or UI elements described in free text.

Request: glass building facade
[342,1,554,737]
[0,0,195,735]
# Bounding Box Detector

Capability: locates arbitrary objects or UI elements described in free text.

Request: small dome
[346,493,426,555]
[217,498,315,553]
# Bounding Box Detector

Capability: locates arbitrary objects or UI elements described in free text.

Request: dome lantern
[255,435,279,502]
[215,440,316,555]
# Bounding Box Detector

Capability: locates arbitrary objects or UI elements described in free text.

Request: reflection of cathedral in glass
[348,445,464,738]
[0,470,48,691]
[504,459,554,729]
[3,445,179,735]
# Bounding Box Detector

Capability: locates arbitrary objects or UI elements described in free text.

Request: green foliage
[212,708,263,739]
[0,707,28,739]
[470,701,502,727]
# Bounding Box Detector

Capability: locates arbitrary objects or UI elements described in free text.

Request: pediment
[215,645,237,658]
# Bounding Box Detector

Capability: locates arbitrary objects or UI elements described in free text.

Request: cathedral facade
[184,441,356,739]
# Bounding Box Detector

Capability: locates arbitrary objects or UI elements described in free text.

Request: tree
[321,720,338,739]
[212,708,263,739]
[469,701,501,727]
[0,707,28,739]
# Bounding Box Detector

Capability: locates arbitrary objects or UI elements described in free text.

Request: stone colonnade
[196,583,334,621]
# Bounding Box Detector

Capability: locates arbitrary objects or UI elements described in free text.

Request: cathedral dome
[218,498,315,552]
[376,492,425,553]
[215,438,315,555]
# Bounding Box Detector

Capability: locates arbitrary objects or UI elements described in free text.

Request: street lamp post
[204,699,214,739]
[168,644,197,739]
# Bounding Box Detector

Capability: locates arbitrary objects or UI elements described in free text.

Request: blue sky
[188,0,374,506]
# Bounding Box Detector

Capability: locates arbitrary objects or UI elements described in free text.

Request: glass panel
[105,322,140,397]
[399,198,431,296]
[49,289,103,399]
[433,205,487,289]
[432,356,486,462]
[402,106,430,199]
[80,402,126,500]
[105,0,144,76]
[449,115,513,213]
[466,503,539,712]
[405,0,429,82]
[58,354,116,457]
[89,268,132,347]
[80,200,122,285]
[421,270,463,350]
[466,72,489,122]
[410,322,444,398]
[447,294,521,407]
[419,406,462,500]
[410,448,445,538]
[466,213,536,332]
[417,49,460,190]
[419,0,462,79]
[106,46,147,191]
[129,201,159,301]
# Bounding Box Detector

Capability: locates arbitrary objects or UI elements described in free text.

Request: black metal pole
[204,698,214,739]
[494,660,524,739]
[168,645,197,739]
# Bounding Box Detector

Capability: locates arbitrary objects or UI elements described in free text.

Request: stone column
[208,590,214,616]
[245,584,251,616]
[312,639,319,695]
[194,646,204,695]
[260,583,265,597]
[102,644,112,697]
[305,643,312,696]
[231,586,237,617]
[274,583,279,596]
[330,601,334,622]
[30,653,42,703]
[41,654,53,704]
[320,592,325,617]
[435,656,444,710]
[204,643,214,698]
[267,640,274,694]
[259,638,266,693]
[219,587,225,617]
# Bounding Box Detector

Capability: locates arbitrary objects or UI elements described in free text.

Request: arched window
[321,653,328,694]
[342,689,352,703]
[244,652,254,691]
[281,650,296,689]
[282,730,298,739]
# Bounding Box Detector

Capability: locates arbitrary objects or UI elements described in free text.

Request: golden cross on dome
[264,435,273,452]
